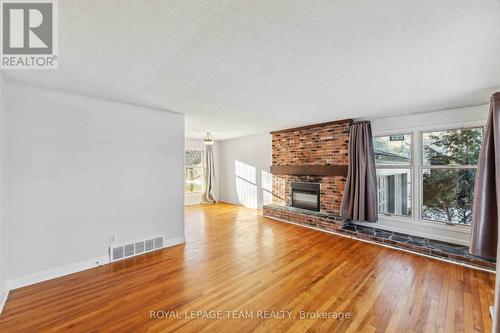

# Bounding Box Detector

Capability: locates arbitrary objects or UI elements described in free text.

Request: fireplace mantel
[270,165,348,177]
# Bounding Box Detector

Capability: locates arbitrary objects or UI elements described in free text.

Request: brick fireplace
[263,119,352,230]
[261,119,494,270]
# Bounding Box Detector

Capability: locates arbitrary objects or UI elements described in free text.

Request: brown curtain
[340,121,378,222]
[470,93,500,259]
[469,93,500,332]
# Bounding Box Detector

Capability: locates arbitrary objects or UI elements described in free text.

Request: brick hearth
[263,204,348,231]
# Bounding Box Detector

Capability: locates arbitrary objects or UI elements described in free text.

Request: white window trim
[419,126,481,226]
[361,119,486,244]
[374,133,413,220]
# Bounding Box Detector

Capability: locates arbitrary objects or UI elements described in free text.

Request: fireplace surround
[270,119,351,214]
[264,120,351,231]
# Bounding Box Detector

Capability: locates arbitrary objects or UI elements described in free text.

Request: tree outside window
[421,127,483,225]
[185,149,204,194]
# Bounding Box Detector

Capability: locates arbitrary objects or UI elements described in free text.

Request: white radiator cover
[110,236,164,262]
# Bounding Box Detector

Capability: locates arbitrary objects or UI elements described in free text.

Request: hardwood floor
[0,203,495,332]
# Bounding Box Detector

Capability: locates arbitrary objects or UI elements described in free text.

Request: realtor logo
[1,0,58,69]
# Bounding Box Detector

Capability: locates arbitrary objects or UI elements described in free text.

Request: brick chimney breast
[271,120,351,214]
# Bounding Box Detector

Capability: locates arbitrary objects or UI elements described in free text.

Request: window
[185,149,204,194]
[421,127,483,225]
[372,126,484,227]
[373,134,412,217]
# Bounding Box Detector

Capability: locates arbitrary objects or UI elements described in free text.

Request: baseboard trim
[264,215,495,273]
[163,236,185,248]
[6,236,186,291]
[6,255,110,291]
[217,200,243,207]
[0,288,9,315]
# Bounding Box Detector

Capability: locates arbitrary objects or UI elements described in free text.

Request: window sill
[354,215,471,245]
[185,192,203,196]
[373,214,471,233]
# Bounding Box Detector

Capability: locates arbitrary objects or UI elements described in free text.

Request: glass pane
[422,127,483,166]
[185,167,203,193]
[421,168,476,225]
[185,150,203,167]
[373,134,412,165]
[376,168,412,217]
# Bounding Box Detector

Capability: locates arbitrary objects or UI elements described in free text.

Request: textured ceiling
[2,0,500,140]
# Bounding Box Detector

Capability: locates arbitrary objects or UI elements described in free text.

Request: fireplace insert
[291,182,321,211]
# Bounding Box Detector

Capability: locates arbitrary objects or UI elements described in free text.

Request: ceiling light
[203,132,214,145]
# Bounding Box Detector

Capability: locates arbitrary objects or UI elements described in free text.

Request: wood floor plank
[0,203,495,332]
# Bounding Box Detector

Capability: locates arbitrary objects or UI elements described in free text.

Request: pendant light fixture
[203,132,214,145]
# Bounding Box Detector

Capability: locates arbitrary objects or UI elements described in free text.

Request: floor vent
[110,236,164,262]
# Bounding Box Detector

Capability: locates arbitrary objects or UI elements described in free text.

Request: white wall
[368,104,489,134]
[218,133,272,209]
[184,138,220,205]
[0,77,8,301]
[6,83,185,284]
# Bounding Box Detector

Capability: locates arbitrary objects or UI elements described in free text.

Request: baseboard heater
[109,236,164,262]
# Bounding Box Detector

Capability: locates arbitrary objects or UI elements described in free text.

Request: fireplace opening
[291,182,321,211]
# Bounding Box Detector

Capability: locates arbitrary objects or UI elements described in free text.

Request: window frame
[419,126,483,226]
[373,133,414,219]
[184,147,205,195]
[371,119,485,232]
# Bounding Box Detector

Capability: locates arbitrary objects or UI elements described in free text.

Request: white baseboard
[6,255,110,291]
[0,288,9,315]
[164,236,185,248]
[6,236,186,291]
[218,200,243,206]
